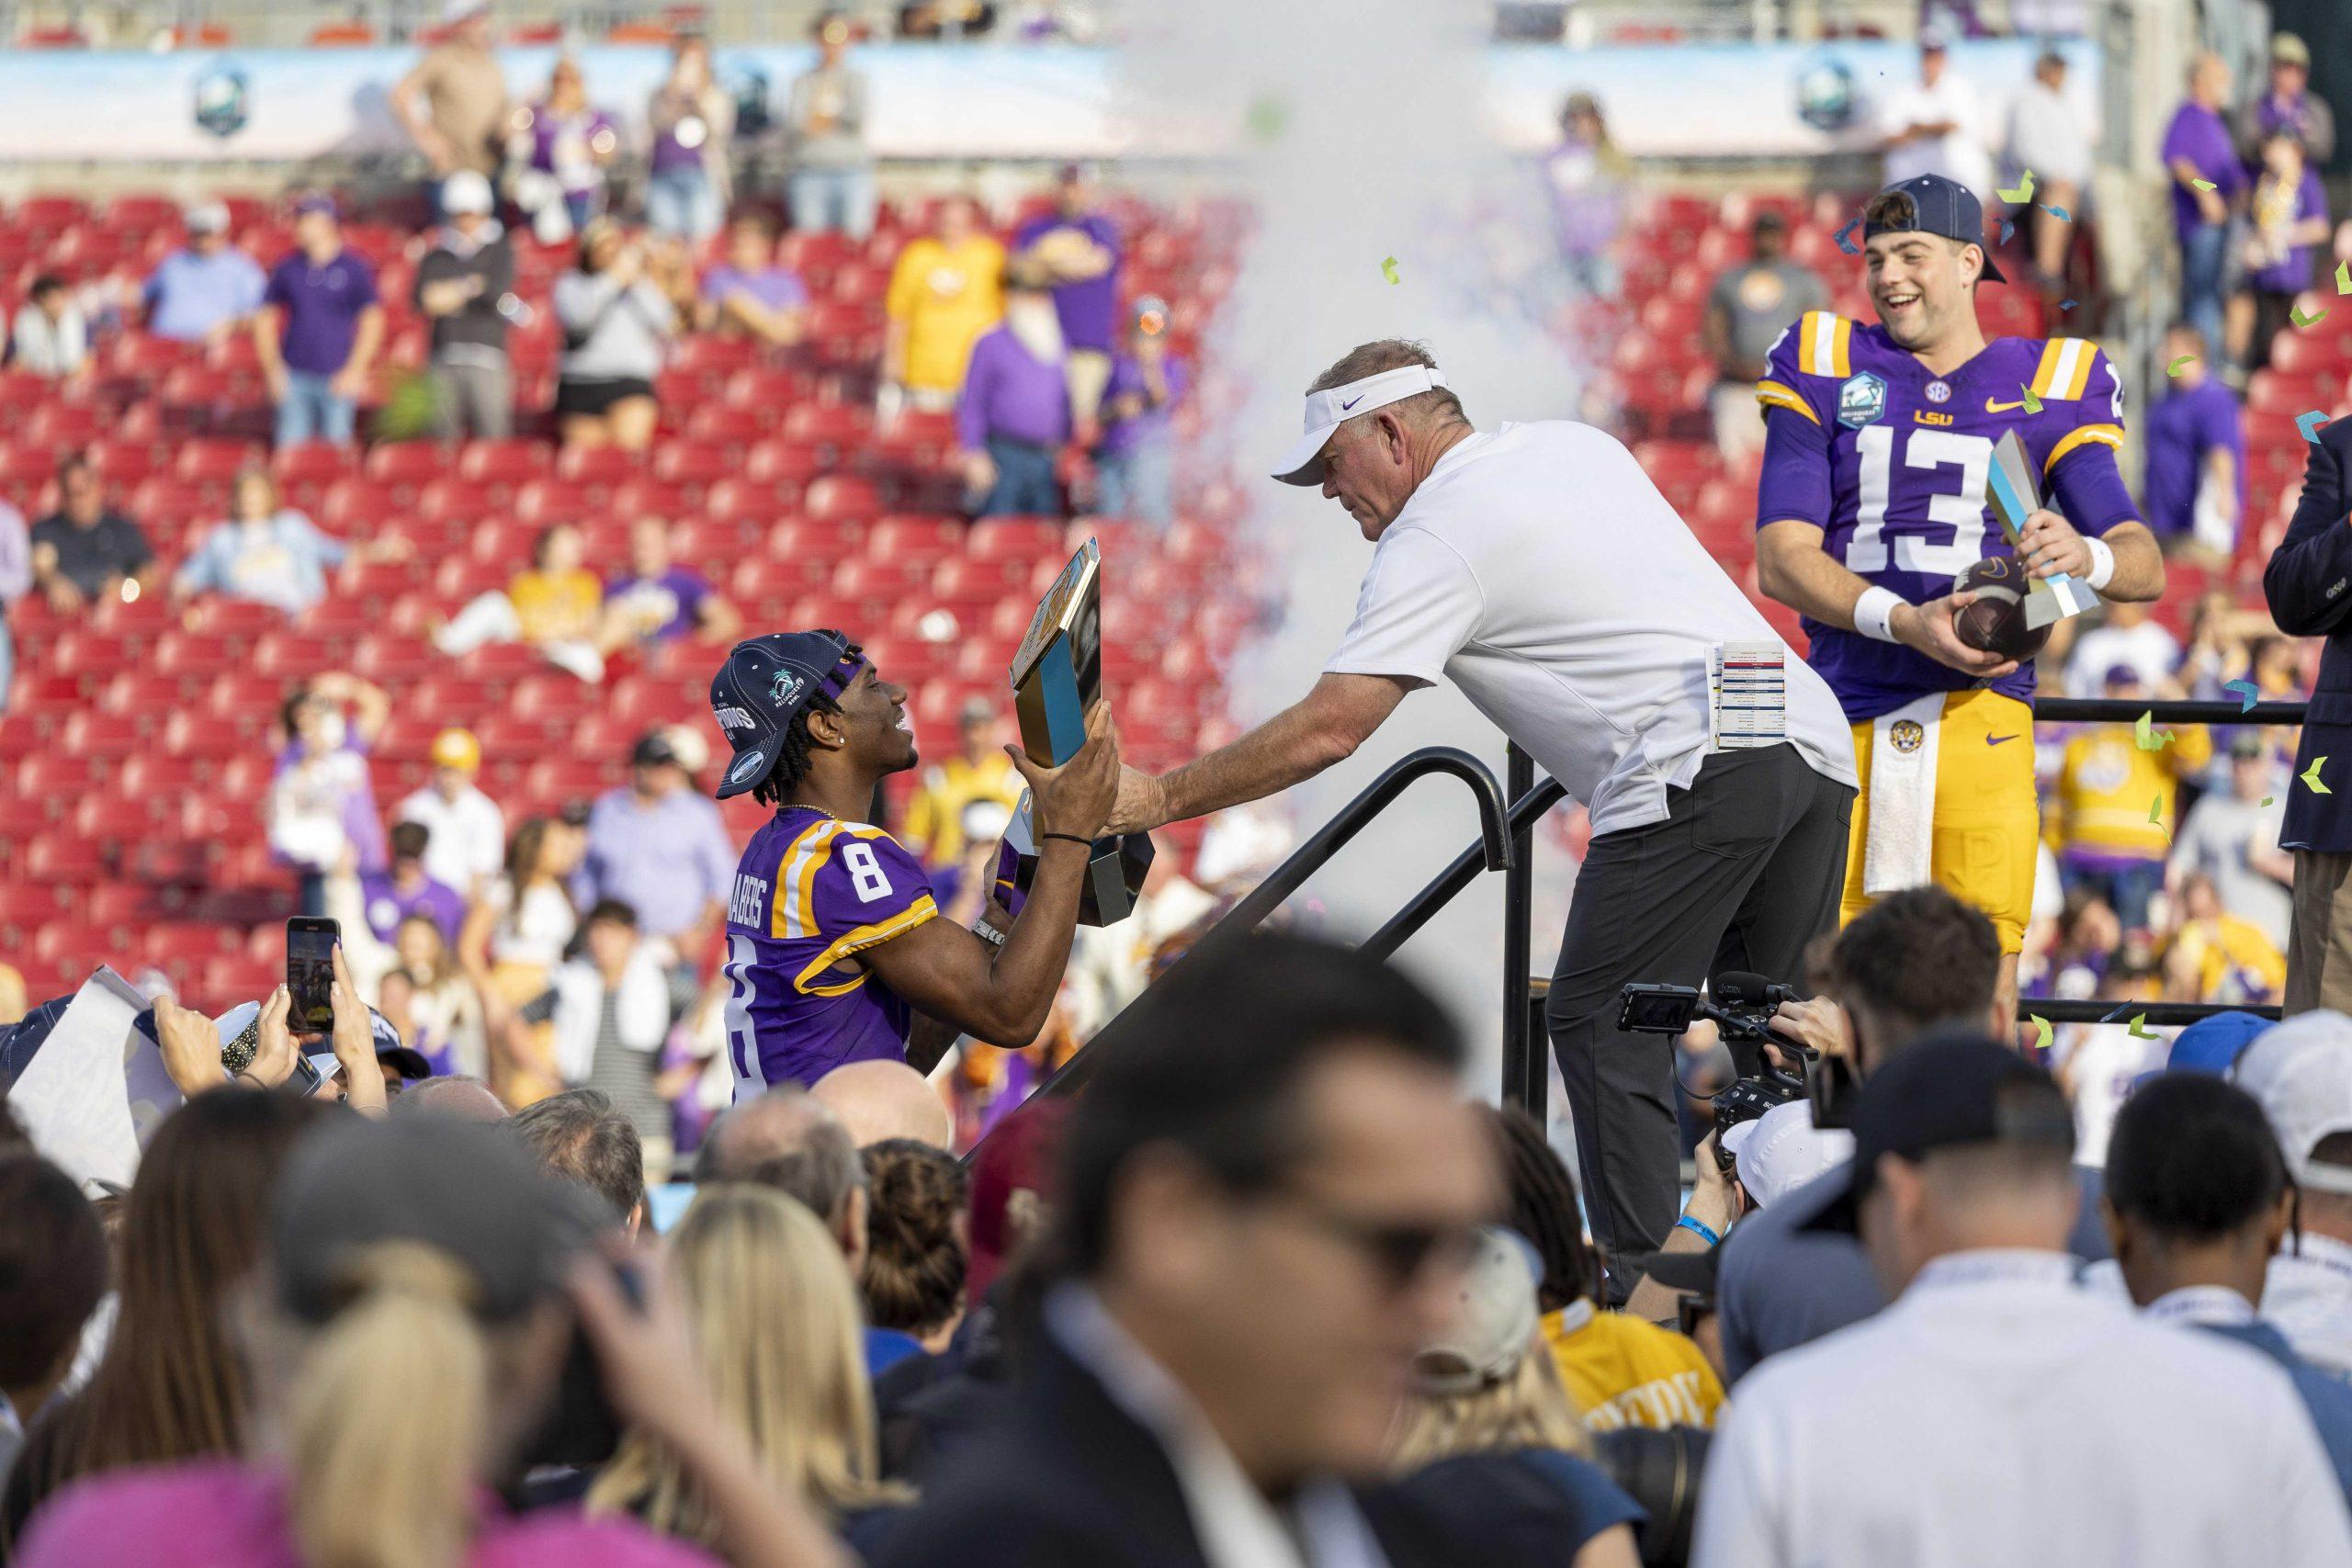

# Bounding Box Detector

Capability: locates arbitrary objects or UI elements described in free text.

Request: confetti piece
[2060,298,2077,310]
[2264,796,2276,807]
[2030,1015,2052,1051]
[2293,303,2330,328]
[2305,757,2333,794]
[1997,170,2037,204]
[2128,1014,2161,1040]
[2167,355,2198,376]
[2148,795,2169,840]
[2041,204,2072,222]
[2135,710,2174,750]
[1999,219,2014,245]
[2338,260,2351,295]
[2224,678,2258,713]
[2301,411,2331,443]
[2192,178,2217,191]
[1381,256,1398,285]
[2019,385,2042,413]
[1834,217,1863,255]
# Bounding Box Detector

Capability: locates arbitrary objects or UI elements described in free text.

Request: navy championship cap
[708,631,868,799]
[1865,174,2007,284]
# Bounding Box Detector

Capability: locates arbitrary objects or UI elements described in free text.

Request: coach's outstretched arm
[865,702,1122,1052]
[1106,672,1409,836]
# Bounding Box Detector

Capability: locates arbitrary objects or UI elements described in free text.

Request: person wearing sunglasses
[876,934,1602,1568]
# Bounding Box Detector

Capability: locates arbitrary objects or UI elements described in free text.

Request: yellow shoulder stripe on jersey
[2044,423,2125,472]
[770,819,840,942]
[1796,312,1851,378]
[2030,338,2098,401]
[793,896,941,996]
[1756,379,1819,424]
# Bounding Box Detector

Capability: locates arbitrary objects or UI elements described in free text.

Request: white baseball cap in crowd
[1271,362,1451,486]
[2233,1011,2352,1196]
[1412,1225,1540,1397]
[184,200,231,234]
[1721,1100,1856,1209]
[441,170,496,216]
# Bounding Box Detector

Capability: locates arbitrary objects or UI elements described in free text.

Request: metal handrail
[1364,775,1569,958]
[2032,697,2308,725]
[1007,747,1513,1109]
[2026,999,2282,1026]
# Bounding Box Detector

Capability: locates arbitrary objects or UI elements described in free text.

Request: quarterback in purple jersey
[1754,175,2165,1022]
[707,630,1118,1095]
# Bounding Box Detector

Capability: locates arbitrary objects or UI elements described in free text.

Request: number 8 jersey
[1754,311,2143,722]
[720,806,941,1095]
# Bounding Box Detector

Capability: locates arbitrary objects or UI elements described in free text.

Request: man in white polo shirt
[1106,338,1859,1291]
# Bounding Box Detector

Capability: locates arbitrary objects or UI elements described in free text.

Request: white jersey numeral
[1845,424,1996,582]
[842,840,893,902]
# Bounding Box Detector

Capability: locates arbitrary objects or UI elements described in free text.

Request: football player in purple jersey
[707,630,1117,1095]
[1753,174,2166,1024]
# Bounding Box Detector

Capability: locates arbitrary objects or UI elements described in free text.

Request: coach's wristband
[2084,536,2116,592]
[1853,585,1905,644]
[1676,1214,1722,1247]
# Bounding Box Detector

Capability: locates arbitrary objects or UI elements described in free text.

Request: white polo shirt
[1324,422,1856,836]
[396,782,507,897]
[1694,1248,2352,1568]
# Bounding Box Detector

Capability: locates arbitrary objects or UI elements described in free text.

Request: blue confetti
[2060,298,2076,310]
[2041,204,2072,222]
[1999,219,2014,244]
[2223,678,2258,713]
[1834,217,1862,255]
[2301,410,2331,443]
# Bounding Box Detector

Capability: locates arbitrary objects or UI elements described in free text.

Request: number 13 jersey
[1753,312,2142,722]
[721,807,940,1095]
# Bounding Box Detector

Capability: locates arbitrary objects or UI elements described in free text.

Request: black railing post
[1500,744,1537,1113]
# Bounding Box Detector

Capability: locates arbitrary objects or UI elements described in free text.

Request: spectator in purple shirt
[1544,91,1630,297]
[359,821,469,944]
[255,196,383,449]
[2143,322,2245,559]
[1011,164,1121,430]
[2162,54,2246,363]
[267,672,391,916]
[696,213,810,349]
[2236,33,2334,168]
[2231,128,2330,375]
[574,729,738,1005]
[644,34,733,243]
[600,515,741,651]
[511,55,618,241]
[956,273,1071,518]
[1091,294,1186,530]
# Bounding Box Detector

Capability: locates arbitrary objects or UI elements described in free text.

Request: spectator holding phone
[554,221,691,452]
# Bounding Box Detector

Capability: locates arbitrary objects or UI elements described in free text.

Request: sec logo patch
[1891,719,1925,754]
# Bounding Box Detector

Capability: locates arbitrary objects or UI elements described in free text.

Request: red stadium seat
[175,438,264,484]
[27,837,108,885]
[62,712,143,760]
[806,475,884,522]
[556,444,650,489]
[458,439,554,486]
[651,442,735,487]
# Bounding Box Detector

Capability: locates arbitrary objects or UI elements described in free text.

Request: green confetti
[2167,355,2198,376]
[2263,796,2276,807]
[1244,94,1289,143]
[2019,385,2042,413]
[2337,259,2351,295]
[2148,795,2170,840]
[2305,756,2333,795]
[1997,170,2037,204]
[2030,1014,2052,1051]
[2293,303,2330,329]
[1381,255,1399,286]
[2134,710,2174,750]
[2192,178,2218,191]
[2128,1014,2161,1040]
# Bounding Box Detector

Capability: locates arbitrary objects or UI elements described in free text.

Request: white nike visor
[1271,365,1451,486]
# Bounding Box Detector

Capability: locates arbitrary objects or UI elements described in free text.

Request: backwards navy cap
[1865,174,2007,284]
[708,631,868,799]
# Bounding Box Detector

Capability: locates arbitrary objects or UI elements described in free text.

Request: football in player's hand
[1952,557,2052,661]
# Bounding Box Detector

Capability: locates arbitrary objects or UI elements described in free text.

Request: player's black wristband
[1042,832,1095,848]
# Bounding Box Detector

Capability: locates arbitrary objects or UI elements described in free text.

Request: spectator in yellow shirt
[883,196,1007,412]
[1487,1105,1723,1431]
[2165,870,2289,1005]
[433,521,606,681]
[2052,665,2212,931]
[900,696,1025,867]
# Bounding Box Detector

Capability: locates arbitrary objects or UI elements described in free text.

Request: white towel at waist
[1863,692,1945,897]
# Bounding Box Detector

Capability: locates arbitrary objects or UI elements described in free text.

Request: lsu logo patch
[1837,371,1887,429]
[771,670,807,708]
[1891,719,1925,754]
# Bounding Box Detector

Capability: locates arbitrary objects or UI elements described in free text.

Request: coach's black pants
[1544,743,1853,1300]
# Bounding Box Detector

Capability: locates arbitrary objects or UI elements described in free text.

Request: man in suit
[2263,413,2352,1013]
[875,933,1604,1567]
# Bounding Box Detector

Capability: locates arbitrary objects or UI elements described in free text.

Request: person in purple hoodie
[956,272,1071,518]
[1091,294,1186,530]
[513,55,619,240]
[1010,163,1120,430]
[2161,53,2248,363]
[359,822,469,945]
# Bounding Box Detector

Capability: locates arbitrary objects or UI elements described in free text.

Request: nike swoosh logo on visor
[1985,735,2020,746]
[1340,396,1363,411]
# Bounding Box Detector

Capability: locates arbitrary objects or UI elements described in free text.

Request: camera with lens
[1618,970,1852,1159]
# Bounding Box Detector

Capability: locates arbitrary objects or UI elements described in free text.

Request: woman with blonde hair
[459,813,581,1105]
[1387,1228,1643,1568]
[589,1184,910,1558]
[15,1117,847,1568]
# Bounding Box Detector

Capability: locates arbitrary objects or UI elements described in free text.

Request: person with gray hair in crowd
[509,1087,647,1234]
[1104,337,1857,1292]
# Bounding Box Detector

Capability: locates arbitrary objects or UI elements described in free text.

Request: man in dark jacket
[413,170,515,438]
[875,934,1619,1568]
[2262,413,2352,1013]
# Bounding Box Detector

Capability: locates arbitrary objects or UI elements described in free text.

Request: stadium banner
[0,37,2095,164]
